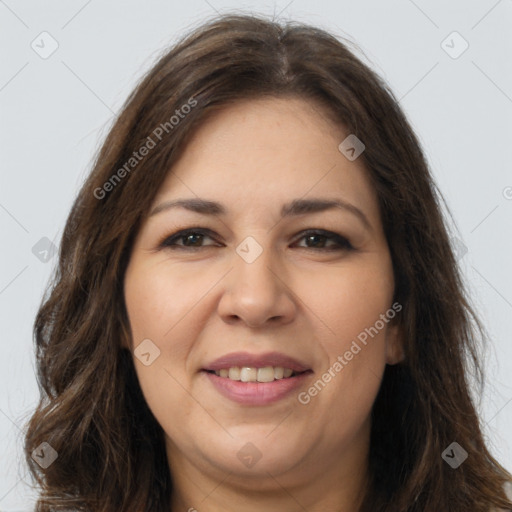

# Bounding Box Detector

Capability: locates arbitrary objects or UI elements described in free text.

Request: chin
[203,428,308,478]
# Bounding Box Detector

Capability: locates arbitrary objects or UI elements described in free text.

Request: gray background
[1,0,511,509]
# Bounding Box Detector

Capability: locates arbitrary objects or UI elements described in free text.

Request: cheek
[123,261,204,428]
[124,260,206,343]
[299,257,394,344]
[297,259,394,403]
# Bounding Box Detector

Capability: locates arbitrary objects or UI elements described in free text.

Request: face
[123,97,403,493]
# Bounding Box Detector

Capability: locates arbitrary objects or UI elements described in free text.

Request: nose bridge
[217,235,296,326]
[236,237,278,294]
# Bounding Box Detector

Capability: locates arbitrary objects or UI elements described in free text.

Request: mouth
[203,366,310,382]
[201,351,313,405]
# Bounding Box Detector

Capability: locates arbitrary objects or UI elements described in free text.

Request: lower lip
[203,371,312,405]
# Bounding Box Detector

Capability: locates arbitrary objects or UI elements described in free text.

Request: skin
[123,97,404,511]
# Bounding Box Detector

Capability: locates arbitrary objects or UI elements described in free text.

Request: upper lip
[203,351,311,373]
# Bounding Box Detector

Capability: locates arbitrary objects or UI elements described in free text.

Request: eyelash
[158,227,355,252]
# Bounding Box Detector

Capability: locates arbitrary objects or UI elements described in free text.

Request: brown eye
[293,229,354,251]
[159,227,354,252]
[160,228,219,250]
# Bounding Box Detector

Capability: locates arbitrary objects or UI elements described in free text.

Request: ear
[385,319,405,365]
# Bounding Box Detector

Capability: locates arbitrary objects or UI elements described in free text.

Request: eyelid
[157,227,219,249]
[157,226,355,252]
[294,228,354,250]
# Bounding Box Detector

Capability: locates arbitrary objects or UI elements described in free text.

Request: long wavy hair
[23,12,512,512]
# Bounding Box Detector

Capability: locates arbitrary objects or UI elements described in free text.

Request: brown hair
[23,12,512,512]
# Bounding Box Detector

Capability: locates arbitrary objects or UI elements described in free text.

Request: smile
[209,366,297,382]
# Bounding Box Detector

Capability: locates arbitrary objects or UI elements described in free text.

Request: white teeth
[228,367,241,380]
[257,366,275,383]
[213,366,297,382]
[240,367,258,382]
[274,366,284,379]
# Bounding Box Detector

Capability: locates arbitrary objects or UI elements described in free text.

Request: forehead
[152,97,381,226]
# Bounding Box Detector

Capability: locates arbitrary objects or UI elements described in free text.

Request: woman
[24,12,512,512]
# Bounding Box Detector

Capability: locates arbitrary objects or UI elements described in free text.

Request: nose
[217,243,297,328]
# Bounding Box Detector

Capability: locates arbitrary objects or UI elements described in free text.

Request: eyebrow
[149,197,372,231]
